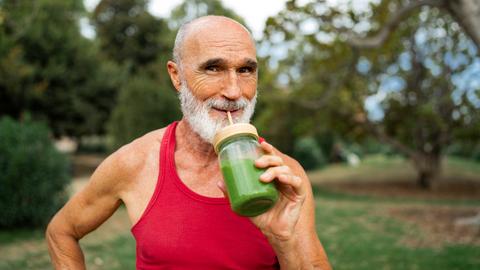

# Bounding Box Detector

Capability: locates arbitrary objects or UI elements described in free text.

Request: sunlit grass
[309,155,480,183]
[316,198,480,270]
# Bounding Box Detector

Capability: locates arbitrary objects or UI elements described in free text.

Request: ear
[167,60,182,91]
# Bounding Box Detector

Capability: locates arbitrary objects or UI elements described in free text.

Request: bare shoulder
[47,127,170,240]
[93,127,168,193]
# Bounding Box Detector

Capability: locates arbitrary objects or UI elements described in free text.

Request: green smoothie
[221,158,278,216]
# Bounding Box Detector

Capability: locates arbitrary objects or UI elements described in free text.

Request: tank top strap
[131,121,178,232]
[162,121,179,177]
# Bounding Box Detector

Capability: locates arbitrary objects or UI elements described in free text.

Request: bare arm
[268,160,331,270]
[253,142,331,270]
[45,152,130,269]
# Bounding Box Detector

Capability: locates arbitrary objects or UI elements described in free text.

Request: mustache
[206,97,249,111]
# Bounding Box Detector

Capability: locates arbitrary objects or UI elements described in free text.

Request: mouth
[211,108,242,117]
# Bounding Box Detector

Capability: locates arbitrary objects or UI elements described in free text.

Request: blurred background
[1,0,479,269]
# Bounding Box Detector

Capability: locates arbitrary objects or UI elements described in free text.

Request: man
[46,16,331,269]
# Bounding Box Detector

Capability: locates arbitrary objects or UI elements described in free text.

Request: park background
[1,0,479,269]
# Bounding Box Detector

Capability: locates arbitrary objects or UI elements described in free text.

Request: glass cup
[214,123,278,216]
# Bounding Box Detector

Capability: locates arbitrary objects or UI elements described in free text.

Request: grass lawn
[0,155,479,269]
[0,208,136,270]
[314,193,480,270]
[309,154,480,184]
[311,155,480,270]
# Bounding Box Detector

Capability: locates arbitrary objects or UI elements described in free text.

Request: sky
[83,0,290,39]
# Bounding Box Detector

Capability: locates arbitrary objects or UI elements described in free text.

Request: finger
[277,174,306,196]
[255,154,283,168]
[259,165,291,182]
[260,141,275,155]
[216,181,229,200]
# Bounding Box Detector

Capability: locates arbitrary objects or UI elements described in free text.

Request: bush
[472,145,480,163]
[107,75,181,149]
[0,117,70,228]
[315,133,335,160]
[446,142,480,162]
[361,139,396,156]
[293,137,327,170]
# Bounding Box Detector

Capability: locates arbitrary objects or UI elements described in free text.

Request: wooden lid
[213,123,258,154]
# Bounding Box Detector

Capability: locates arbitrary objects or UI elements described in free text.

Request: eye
[238,67,255,74]
[206,65,220,72]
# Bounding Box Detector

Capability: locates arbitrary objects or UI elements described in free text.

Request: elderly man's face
[179,22,258,121]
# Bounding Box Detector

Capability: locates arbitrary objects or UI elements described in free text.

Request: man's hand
[216,141,307,240]
[250,141,307,241]
[217,141,331,269]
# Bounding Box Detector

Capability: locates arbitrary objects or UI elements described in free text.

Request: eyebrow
[198,58,258,70]
[243,58,258,69]
[199,58,227,70]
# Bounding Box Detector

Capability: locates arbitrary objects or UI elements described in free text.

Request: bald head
[172,16,255,67]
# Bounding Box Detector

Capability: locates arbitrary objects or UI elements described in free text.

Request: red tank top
[131,122,279,270]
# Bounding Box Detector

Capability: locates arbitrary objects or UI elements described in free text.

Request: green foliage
[254,94,296,155]
[260,0,480,186]
[293,137,326,170]
[96,0,248,151]
[473,147,480,163]
[0,0,121,138]
[359,139,396,157]
[92,0,171,69]
[0,117,70,228]
[76,60,127,136]
[107,74,181,149]
[445,142,480,161]
[1,0,255,145]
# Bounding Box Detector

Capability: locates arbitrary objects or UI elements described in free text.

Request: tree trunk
[412,154,441,189]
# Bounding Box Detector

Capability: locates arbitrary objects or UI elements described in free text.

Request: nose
[221,69,242,100]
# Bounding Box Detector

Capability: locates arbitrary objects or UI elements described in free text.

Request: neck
[175,119,218,165]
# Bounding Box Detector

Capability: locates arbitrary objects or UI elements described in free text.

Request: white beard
[178,82,257,144]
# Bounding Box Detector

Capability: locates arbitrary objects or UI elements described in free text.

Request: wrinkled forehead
[182,23,257,66]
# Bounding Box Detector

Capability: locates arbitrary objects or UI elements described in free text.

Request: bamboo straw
[227,111,233,125]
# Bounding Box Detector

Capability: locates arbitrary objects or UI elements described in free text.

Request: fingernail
[260,172,270,180]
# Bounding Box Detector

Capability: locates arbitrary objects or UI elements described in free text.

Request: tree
[261,0,480,188]
[92,0,171,70]
[105,0,252,149]
[0,0,121,137]
[107,73,181,149]
[91,0,182,149]
[344,0,480,50]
